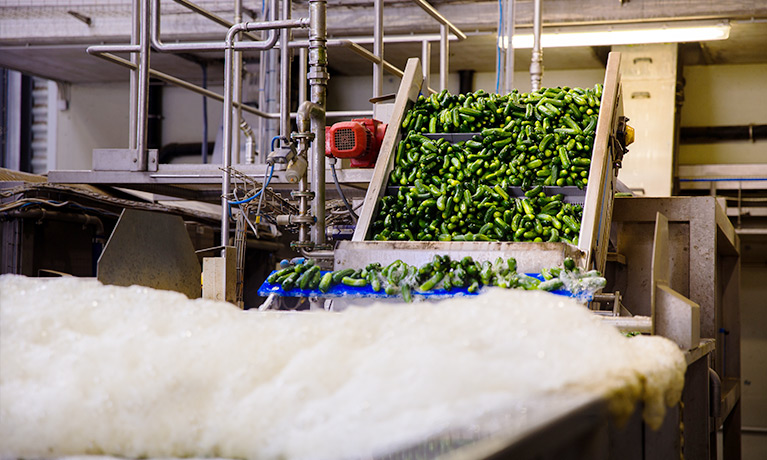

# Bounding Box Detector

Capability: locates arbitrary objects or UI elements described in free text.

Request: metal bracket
[612,115,632,171]
[291,190,315,200]
[92,148,158,172]
[291,131,315,143]
[291,240,315,250]
[651,212,701,349]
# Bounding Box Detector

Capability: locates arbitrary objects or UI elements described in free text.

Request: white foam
[0,275,685,459]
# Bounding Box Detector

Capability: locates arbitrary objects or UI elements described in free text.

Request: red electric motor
[325,118,387,168]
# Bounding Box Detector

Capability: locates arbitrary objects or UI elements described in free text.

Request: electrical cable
[253,162,272,234]
[227,164,274,205]
[329,160,358,223]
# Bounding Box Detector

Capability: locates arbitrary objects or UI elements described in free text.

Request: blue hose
[228,164,275,205]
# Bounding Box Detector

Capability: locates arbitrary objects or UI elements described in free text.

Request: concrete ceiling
[0,0,765,85]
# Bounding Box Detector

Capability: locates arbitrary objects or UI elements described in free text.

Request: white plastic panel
[613,44,678,197]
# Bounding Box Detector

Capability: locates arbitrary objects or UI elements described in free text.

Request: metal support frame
[501,0,516,93]
[530,0,543,91]
[221,12,310,248]
[421,40,431,90]
[373,0,384,98]
[137,0,150,170]
[439,24,449,90]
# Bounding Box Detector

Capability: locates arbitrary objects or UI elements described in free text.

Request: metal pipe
[6,208,105,238]
[503,0,515,93]
[530,0,543,91]
[439,24,449,91]
[89,51,271,118]
[334,40,404,78]
[410,0,467,41]
[298,47,308,104]
[220,13,311,248]
[287,39,406,79]
[150,0,284,53]
[373,0,383,98]
[241,121,256,164]
[421,40,431,90]
[201,61,208,163]
[129,0,140,150]
[258,44,268,162]
[88,44,141,54]
[221,23,244,249]
[267,110,374,119]
[136,0,151,170]
[233,0,243,164]
[280,0,292,143]
[308,0,328,247]
[169,0,261,41]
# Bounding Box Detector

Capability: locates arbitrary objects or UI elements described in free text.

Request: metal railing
[84,0,467,253]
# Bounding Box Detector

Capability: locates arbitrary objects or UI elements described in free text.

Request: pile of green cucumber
[266,256,606,302]
[371,85,602,243]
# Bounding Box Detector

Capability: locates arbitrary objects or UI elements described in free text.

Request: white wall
[162,85,223,146]
[327,73,461,111]
[679,63,767,165]
[50,64,767,169]
[474,68,606,94]
[55,82,130,171]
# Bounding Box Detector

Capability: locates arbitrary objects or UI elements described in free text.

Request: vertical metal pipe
[298,47,308,104]
[439,23,449,91]
[258,52,267,163]
[201,62,209,163]
[279,0,292,141]
[222,24,245,250]
[136,0,151,169]
[530,0,543,91]
[421,40,431,90]
[129,0,140,149]
[503,0,516,93]
[233,0,243,164]
[309,0,328,246]
[373,0,383,97]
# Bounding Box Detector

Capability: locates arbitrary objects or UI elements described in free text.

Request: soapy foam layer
[0,275,685,459]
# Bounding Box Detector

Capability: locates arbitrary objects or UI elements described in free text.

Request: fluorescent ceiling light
[499,20,730,49]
